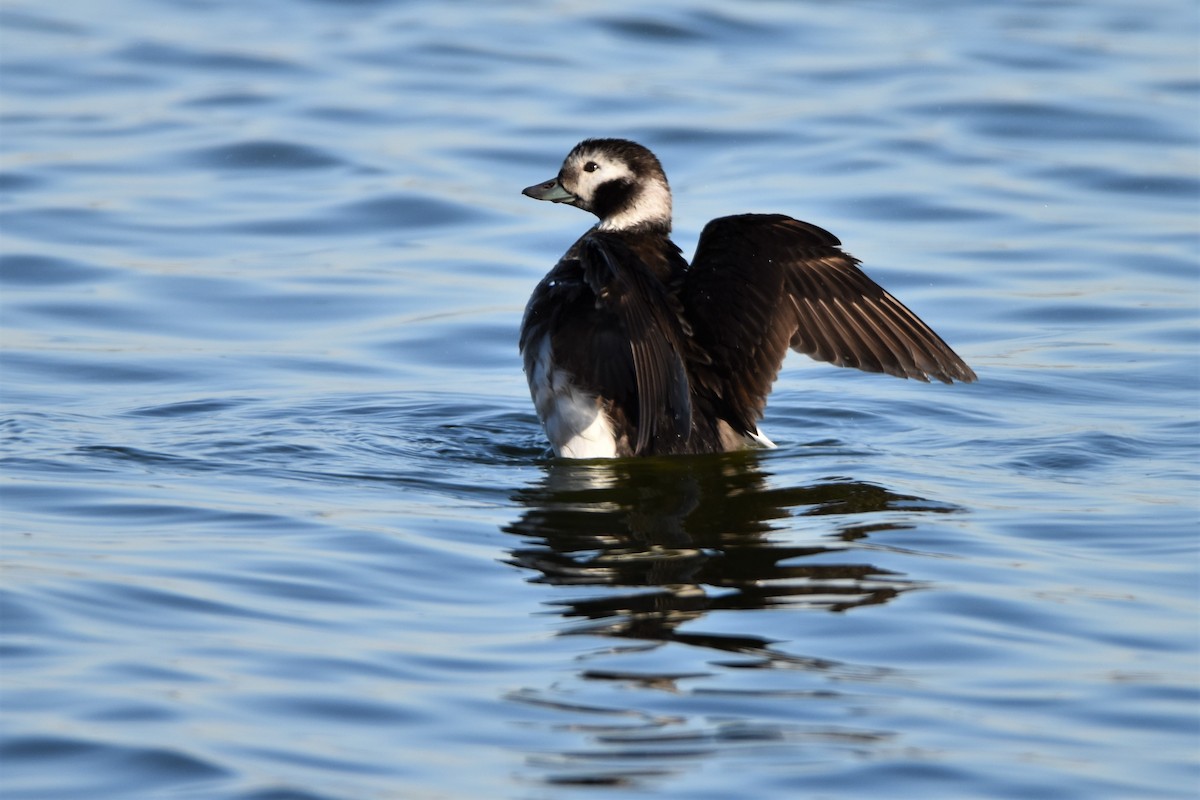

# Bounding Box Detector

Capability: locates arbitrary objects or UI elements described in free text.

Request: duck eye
[583,161,599,173]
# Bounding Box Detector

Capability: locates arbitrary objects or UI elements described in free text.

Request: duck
[519,138,976,459]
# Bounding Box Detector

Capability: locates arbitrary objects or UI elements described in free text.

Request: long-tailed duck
[519,138,975,458]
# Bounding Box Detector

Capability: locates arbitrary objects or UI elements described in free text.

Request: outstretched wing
[578,233,693,455]
[683,214,975,433]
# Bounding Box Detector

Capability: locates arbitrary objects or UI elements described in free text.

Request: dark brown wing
[684,214,975,434]
[578,233,693,455]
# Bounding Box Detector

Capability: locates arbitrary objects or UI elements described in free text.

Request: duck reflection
[505,451,955,657]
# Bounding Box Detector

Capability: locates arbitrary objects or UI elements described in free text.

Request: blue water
[2,1,1198,798]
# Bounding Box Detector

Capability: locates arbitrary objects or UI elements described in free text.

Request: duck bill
[522,177,577,203]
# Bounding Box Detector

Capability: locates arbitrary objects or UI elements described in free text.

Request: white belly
[528,338,618,459]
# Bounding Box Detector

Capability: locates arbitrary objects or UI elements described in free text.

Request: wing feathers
[686,214,975,435]
[580,235,692,454]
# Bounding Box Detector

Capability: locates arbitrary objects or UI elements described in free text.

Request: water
[2,0,1197,798]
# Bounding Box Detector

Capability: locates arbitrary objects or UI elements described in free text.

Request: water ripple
[0,736,229,796]
[115,41,304,74]
[188,141,347,171]
[921,99,1193,145]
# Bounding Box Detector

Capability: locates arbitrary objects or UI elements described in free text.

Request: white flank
[529,338,618,459]
[555,400,618,459]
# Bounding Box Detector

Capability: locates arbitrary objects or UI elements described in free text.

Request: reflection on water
[508,453,958,636]
[503,454,961,786]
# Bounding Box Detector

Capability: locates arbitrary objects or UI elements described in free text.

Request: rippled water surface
[2,1,1198,798]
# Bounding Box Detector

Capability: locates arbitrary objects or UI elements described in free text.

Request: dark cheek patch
[592,179,635,219]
